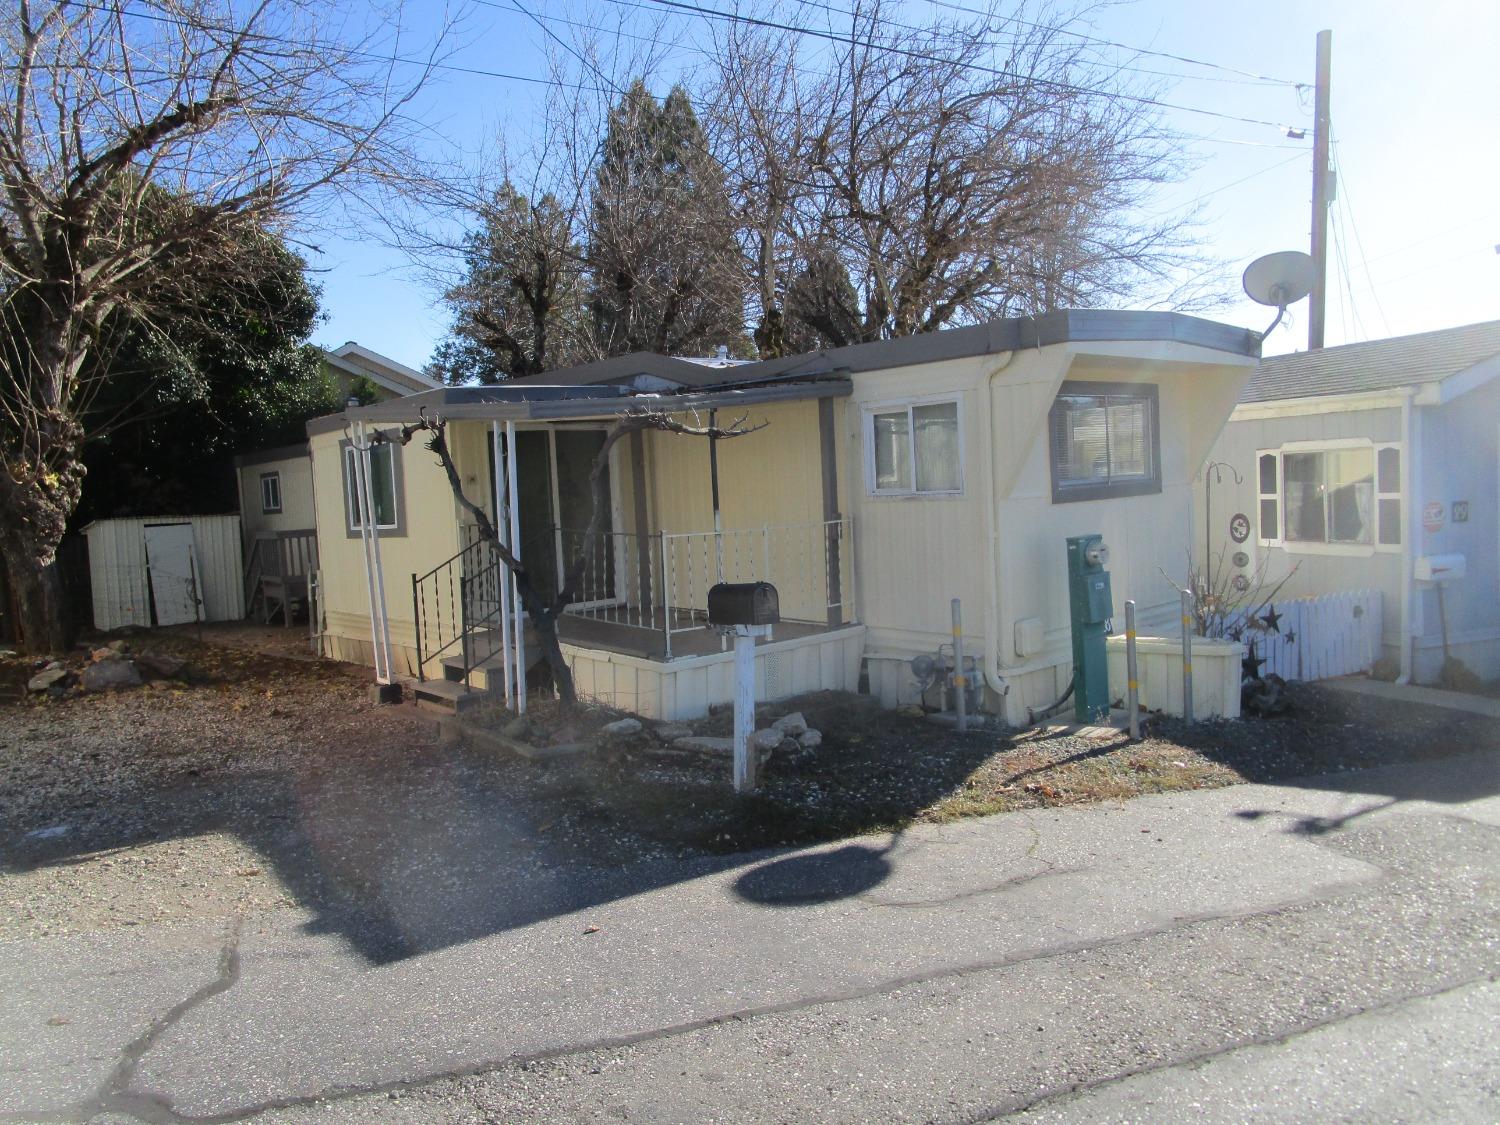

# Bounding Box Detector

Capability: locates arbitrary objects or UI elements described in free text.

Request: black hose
[1027,674,1075,725]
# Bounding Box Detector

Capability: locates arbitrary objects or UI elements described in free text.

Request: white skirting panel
[561,626,866,721]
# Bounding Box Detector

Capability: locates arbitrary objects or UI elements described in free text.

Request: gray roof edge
[233,442,310,468]
[721,309,1259,381]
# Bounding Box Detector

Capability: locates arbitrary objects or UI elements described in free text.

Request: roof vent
[716,344,729,362]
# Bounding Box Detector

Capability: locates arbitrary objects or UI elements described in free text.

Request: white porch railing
[556,517,856,658]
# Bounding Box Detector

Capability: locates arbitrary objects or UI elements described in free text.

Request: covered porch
[347,371,861,718]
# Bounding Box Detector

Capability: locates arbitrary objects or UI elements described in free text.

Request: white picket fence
[1227,589,1383,682]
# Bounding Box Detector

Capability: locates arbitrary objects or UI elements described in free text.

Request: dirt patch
[4,638,1495,947]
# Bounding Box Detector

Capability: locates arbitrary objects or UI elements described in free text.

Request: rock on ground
[672,736,734,756]
[135,652,187,679]
[749,729,783,752]
[798,729,823,750]
[600,718,643,738]
[771,712,808,737]
[27,667,70,693]
[80,659,142,693]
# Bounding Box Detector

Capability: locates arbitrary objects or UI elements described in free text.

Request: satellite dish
[1243,251,1315,307]
[1242,250,1315,337]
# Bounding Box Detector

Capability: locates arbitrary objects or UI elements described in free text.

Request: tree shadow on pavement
[2,712,999,964]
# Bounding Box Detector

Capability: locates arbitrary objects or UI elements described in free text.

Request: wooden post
[1309,29,1333,350]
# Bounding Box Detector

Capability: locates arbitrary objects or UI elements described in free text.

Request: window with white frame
[867,398,961,495]
[1047,381,1161,502]
[259,471,282,514]
[1257,443,1401,548]
[343,442,399,531]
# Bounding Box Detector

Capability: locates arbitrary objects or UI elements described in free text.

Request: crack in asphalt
[966,972,1500,1123]
[7,918,244,1125]
[63,875,1381,1125]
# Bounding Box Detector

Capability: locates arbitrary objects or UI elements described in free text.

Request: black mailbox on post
[708,581,780,627]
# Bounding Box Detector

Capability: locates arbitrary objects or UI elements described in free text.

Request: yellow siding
[644,400,838,622]
[843,355,997,654]
[309,425,461,662]
[238,455,315,538]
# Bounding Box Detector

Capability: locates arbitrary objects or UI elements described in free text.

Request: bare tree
[0,0,446,652]
[701,0,1213,350]
[406,408,764,708]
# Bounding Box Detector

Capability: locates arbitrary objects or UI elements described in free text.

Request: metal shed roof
[1241,319,1500,403]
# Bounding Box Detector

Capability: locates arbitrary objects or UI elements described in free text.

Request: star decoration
[1227,626,1244,643]
[1242,640,1265,680]
[1284,630,1297,645]
[1259,605,1283,634]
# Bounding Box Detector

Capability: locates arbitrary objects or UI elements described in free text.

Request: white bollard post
[951,598,968,733]
[1181,588,1195,724]
[1125,599,1140,740]
[732,626,759,793]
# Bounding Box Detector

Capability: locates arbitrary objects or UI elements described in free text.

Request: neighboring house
[308,310,1258,724]
[233,341,436,623]
[1198,319,1500,683]
[321,341,441,403]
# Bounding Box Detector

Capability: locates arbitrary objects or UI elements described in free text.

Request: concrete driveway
[3,751,1497,1123]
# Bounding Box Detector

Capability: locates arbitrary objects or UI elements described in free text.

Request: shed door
[143,523,201,626]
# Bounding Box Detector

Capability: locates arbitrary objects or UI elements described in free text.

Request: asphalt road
[3,752,1497,1123]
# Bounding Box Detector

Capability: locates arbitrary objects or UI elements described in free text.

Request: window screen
[345,443,398,530]
[868,400,960,494]
[260,472,281,514]
[1048,384,1160,502]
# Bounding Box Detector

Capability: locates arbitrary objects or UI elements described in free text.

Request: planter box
[1107,634,1242,720]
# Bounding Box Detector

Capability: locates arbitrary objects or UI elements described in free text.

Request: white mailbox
[1414,553,1466,583]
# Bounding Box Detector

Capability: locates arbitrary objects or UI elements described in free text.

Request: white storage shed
[81,515,246,631]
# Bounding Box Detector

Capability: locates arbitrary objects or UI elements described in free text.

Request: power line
[629,0,1306,132]
[1330,136,1390,336]
[1167,150,1305,211]
[919,0,1307,87]
[788,0,1299,89]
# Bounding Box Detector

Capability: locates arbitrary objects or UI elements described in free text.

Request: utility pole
[1308,29,1333,350]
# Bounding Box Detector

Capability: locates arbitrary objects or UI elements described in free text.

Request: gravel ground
[3,634,1495,945]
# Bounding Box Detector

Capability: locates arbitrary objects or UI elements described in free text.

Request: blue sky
[306,0,1499,370]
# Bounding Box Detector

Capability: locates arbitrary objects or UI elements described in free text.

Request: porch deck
[446,613,866,722]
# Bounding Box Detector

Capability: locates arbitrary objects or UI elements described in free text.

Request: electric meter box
[1067,536,1113,625]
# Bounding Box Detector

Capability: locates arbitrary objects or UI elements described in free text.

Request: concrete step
[413,677,492,715]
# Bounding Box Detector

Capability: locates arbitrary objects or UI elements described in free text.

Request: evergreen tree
[588,83,748,357]
[429,184,591,385]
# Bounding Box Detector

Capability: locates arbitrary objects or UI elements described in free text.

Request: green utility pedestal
[1066,534,1113,724]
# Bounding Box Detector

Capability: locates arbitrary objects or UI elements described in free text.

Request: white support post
[506,421,526,714]
[492,421,514,709]
[352,421,391,686]
[732,624,768,793]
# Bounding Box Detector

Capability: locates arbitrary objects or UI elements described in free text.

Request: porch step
[413,677,492,715]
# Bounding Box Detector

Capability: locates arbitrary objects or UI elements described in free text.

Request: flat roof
[314,309,1257,434]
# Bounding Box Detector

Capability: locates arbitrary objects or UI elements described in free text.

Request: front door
[143,523,201,626]
[492,428,619,607]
